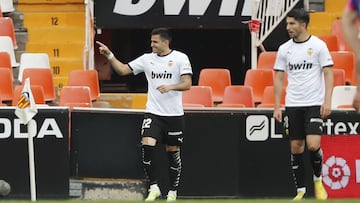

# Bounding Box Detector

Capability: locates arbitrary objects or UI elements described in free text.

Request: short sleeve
[128,54,146,75]
[274,47,286,71]
[179,54,193,75]
[318,41,334,68]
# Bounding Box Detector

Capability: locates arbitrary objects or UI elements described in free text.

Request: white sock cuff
[150,184,159,190]
[297,187,306,193]
[314,175,322,181]
[168,190,177,196]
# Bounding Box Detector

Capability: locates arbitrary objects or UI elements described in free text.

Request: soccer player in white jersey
[273,9,334,200]
[96,28,193,202]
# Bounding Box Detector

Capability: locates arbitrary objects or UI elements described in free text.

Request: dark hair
[286,8,310,27]
[151,27,172,43]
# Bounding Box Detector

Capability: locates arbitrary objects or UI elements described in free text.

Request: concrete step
[23,11,85,28]
[14,31,27,51]
[49,57,83,77]
[325,0,347,12]
[4,11,25,31]
[18,0,84,3]
[26,42,84,58]
[69,178,147,200]
[27,26,85,42]
[17,3,85,12]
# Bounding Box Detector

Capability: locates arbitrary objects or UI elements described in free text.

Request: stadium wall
[70,108,360,199]
[1,107,359,199]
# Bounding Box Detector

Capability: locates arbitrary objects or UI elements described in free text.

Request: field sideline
[1,199,360,203]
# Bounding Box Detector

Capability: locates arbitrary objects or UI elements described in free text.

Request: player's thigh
[304,106,323,136]
[306,134,321,151]
[284,107,306,140]
[141,113,163,145]
[164,115,185,147]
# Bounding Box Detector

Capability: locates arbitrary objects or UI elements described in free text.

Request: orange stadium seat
[18,52,50,82]
[198,68,231,103]
[244,69,274,103]
[182,103,205,108]
[336,104,354,109]
[0,36,18,67]
[22,68,56,101]
[331,85,357,109]
[351,70,357,86]
[330,51,355,84]
[217,85,255,108]
[183,86,213,107]
[0,51,12,79]
[257,51,277,69]
[257,86,286,108]
[318,35,339,51]
[333,69,346,86]
[0,67,13,101]
[68,69,100,101]
[12,85,45,106]
[59,86,92,108]
[331,19,354,51]
[0,17,17,49]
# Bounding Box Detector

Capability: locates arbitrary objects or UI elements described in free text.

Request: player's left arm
[321,66,334,118]
[156,74,192,93]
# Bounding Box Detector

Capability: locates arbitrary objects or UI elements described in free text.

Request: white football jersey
[274,36,333,107]
[129,50,192,116]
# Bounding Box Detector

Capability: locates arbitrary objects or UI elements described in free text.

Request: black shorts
[141,113,185,146]
[283,106,323,140]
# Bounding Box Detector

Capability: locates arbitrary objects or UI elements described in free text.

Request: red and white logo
[322,155,350,190]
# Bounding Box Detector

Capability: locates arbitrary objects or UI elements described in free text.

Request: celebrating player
[97,27,192,201]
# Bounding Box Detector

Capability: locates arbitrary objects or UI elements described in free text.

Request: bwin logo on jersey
[288,61,313,71]
[246,115,269,141]
[151,71,173,79]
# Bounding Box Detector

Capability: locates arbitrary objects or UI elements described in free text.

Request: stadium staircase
[307,0,347,35]
[16,0,86,95]
[6,0,147,199]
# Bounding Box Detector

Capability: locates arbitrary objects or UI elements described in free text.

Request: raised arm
[96,41,133,76]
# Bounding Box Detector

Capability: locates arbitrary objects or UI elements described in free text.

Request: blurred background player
[96,28,192,201]
[342,0,360,112]
[273,8,333,200]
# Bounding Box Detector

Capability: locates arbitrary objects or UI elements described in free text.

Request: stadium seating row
[183,85,285,108]
[197,67,349,107]
[0,67,100,109]
[183,84,357,110]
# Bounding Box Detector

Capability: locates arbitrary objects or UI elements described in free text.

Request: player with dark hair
[342,0,360,112]
[273,9,333,200]
[97,27,193,201]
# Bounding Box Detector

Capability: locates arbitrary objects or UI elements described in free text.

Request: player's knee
[141,137,157,146]
[166,145,180,152]
[290,139,305,153]
[307,143,320,152]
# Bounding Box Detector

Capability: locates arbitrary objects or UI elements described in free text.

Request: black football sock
[142,145,157,185]
[167,150,182,191]
[291,153,306,190]
[310,147,323,178]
